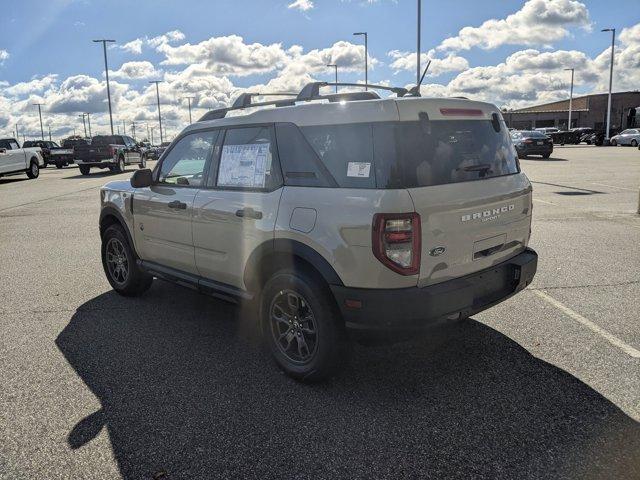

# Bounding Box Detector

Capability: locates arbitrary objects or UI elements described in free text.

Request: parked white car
[0,138,45,179]
[610,129,640,147]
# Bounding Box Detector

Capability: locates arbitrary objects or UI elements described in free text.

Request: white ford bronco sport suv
[99,82,537,381]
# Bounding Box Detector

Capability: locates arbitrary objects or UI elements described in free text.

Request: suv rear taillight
[372,212,421,275]
[108,146,116,156]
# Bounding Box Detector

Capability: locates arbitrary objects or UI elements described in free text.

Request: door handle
[235,208,262,219]
[168,200,187,210]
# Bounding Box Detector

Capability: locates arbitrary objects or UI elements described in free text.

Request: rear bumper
[516,145,553,155]
[75,159,116,167]
[331,248,537,333]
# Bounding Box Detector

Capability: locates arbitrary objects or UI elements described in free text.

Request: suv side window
[215,126,282,190]
[299,123,376,188]
[157,130,218,187]
[275,123,335,187]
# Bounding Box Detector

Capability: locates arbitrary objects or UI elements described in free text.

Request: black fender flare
[99,206,136,254]
[243,239,343,293]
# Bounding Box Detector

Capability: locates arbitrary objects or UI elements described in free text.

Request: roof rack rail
[198,92,298,122]
[297,82,409,101]
[197,82,413,122]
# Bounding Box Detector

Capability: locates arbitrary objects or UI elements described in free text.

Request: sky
[0,0,638,141]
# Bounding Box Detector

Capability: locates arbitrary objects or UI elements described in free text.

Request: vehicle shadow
[0,177,29,184]
[521,157,568,162]
[56,283,640,479]
[64,170,128,180]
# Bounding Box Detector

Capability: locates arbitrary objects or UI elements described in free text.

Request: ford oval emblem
[429,246,446,257]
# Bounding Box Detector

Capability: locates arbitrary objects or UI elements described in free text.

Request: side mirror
[130,168,153,188]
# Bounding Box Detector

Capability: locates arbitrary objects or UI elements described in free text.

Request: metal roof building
[503,91,640,131]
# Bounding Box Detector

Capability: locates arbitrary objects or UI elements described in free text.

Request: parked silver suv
[99,82,538,381]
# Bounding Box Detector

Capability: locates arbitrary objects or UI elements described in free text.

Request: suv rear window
[288,120,518,189]
[92,136,122,145]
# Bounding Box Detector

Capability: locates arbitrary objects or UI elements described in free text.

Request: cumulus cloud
[4,74,58,97]
[119,39,143,55]
[288,0,314,11]
[109,61,159,79]
[0,49,9,65]
[437,0,590,51]
[3,19,639,141]
[115,30,185,55]
[388,49,469,76]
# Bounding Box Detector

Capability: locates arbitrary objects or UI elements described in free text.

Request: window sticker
[218,143,271,188]
[346,161,371,178]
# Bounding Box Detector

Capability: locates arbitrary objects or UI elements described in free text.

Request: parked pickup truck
[23,140,74,168]
[74,135,147,175]
[0,138,45,179]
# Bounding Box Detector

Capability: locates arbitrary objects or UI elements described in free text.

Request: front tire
[115,156,125,174]
[260,270,348,382]
[139,155,147,169]
[611,139,617,146]
[631,140,638,147]
[101,224,153,296]
[26,160,39,179]
[79,165,91,175]
[542,153,551,158]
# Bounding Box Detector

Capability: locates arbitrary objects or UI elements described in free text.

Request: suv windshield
[294,120,518,189]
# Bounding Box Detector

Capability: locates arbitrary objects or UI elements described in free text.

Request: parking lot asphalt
[1,146,639,479]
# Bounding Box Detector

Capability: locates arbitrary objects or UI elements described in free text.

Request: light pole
[417,0,421,86]
[150,126,155,145]
[601,28,616,143]
[326,64,338,92]
[564,68,574,130]
[183,96,195,124]
[93,39,116,134]
[353,32,368,90]
[79,114,87,138]
[48,124,52,142]
[33,103,45,140]
[130,121,136,140]
[85,113,92,137]
[150,80,164,143]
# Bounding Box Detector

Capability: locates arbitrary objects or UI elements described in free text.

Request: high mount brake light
[439,108,484,117]
[372,213,421,276]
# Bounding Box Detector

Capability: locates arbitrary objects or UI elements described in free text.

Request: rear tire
[101,224,153,296]
[79,165,91,175]
[139,155,147,169]
[611,139,617,146]
[26,160,39,179]
[542,153,551,158]
[115,156,125,174]
[56,163,63,169]
[260,270,348,382]
[631,140,638,147]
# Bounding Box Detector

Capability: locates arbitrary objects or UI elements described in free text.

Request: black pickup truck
[23,140,74,168]
[74,135,147,175]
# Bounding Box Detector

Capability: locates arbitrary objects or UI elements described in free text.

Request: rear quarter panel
[275,186,418,289]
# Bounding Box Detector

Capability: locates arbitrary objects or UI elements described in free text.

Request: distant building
[503,91,640,131]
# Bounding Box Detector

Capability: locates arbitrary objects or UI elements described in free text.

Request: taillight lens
[372,212,421,275]
[109,146,116,156]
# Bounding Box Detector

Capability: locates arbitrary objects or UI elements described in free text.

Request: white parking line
[533,198,557,205]
[534,290,640,358]
[592,182,638,192]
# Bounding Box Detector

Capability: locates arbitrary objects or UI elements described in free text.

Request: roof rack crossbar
[297,82,409,101]
[232,91,298,108]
